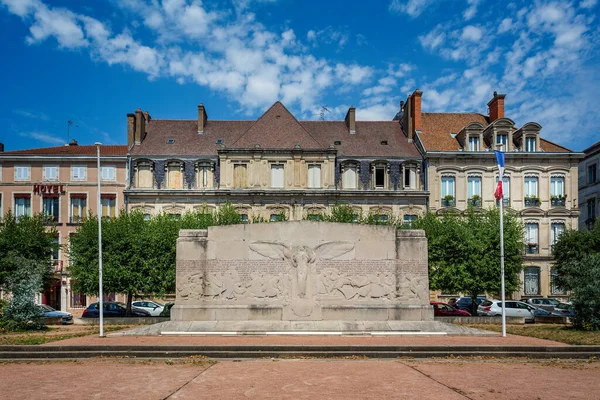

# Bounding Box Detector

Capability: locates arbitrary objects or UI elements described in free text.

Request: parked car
[478,300,536,322]
[81,302,151,318]
[39,304,74,325]
[455,297,488,314]
[159,302,175,317]
[525,298,560,312]
[430,301,471,317]
[132,300,164,316]
[552,302,576,318]
[528,305,552,317]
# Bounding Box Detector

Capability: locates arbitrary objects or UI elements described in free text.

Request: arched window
[525,222,539,254]
[135,160,154,188]
[441,175,455,206]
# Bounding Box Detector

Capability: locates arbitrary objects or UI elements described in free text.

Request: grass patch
[464,324,600,345]
[0,325,133,345]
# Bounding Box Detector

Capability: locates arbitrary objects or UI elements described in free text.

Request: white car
[477,300,536,322]
[131,300,164,316]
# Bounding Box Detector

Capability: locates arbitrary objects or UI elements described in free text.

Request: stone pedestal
[173,222,433,322]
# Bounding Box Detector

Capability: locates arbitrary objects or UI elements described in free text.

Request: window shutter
[272,165,284,188]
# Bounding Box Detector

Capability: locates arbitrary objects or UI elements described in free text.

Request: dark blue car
[455,297,488,314]
[82,302,150,318]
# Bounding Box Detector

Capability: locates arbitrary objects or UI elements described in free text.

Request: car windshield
[40,305,54,312]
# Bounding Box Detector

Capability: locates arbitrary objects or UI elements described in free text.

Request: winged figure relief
[249,241,354,298]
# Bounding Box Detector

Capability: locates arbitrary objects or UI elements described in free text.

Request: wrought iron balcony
[525,244,539,254]
[468,197,482,207]
[441,197,455,207]
[69,216,85,224]
[551,197,566,207]
[524,197,540,207]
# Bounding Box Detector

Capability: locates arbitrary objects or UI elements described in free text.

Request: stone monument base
[110,320,497,336]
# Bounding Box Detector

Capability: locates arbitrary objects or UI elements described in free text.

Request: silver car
[478,300,536,322]
[132,300,164,316]
[525,298,560,312]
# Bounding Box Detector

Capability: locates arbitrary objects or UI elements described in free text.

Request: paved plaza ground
[1,357,599,399]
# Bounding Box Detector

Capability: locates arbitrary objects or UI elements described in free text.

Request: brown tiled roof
[420,113,572,153]
[420,113,489,152]
[2,145,127,156]
[131,102,421,159]
[540,139,572,153]
[304,121,421,158]
[232,102,324,149]
[131,120,252,156]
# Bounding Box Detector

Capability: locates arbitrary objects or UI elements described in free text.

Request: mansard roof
[419,113,572,153]
[131,102,421,158]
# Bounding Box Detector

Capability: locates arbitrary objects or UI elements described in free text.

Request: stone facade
[402,89,584,301]
[0,143,128,314]
[126,102,428,223]
[578,141,600,231]
[173,221,432,322]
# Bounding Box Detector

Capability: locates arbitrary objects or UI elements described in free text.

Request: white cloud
[498,18,513,33]
[463,0,480,20]
[389,0,435,18]
[13,109,49,120]
[419,27,446,50]
[305,26,349,48]
[461,25,483,41]
[579,0,598,8]
[19,131,64,145]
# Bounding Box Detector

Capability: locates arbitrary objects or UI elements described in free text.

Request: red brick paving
[0,359,598,399]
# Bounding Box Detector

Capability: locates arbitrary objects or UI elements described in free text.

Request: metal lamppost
[496,144,507,337]
[95,142,104,337]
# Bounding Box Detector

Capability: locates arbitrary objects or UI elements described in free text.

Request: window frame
[70,195,87,223]
[467,175,482,199]
[14,165,31,181]
[71,165,87,181]
[525,136,536,152]
[550,175,565,197]
[524,266,541,296]
[43,165,59,182]
[270,163,285,189]
[14,196,32,218]
[441,175,456,203]
[307,164,321,189]
[468,136,480,151]
[101,165,116,181]
[524,175,539,197]
[42,196,60,222]
[588,163,597,185]
[342,165,358,189]
[374,165,386,189]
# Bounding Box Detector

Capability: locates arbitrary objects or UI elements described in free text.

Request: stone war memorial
[172,221,433,326]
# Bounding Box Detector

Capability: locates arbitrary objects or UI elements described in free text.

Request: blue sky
[1,0,599,152]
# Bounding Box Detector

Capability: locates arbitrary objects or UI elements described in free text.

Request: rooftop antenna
[67,120,78,143]
[319,105,331,121]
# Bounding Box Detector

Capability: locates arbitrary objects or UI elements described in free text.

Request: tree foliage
[552,222,600,330]
[0,211,58,289]
[67,202,248,314]
[411,208,524,314]
[0,212,57,330]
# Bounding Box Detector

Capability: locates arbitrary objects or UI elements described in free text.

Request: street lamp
[95,142,104,337]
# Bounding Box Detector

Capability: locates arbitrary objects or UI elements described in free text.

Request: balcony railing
[468,197,481,207]
[441,198,455,207]
[524,197,540,207]
[551,197,566,207]
[69,216,85,224]
[496,198,510,207]
[525,244,539,254]
[42,215,59,224]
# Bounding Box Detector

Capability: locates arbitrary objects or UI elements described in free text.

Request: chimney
[0,142,4,152]
[68,139,78,146]
[345,106,356,134]
[144,111,151,124]
[127,113,136,149]
[134,108,145,145]
[411,89,423,133]
[488,91,506,122]
[198,103,208,134]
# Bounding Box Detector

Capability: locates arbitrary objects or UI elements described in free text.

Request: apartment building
[0,141,127,313]
[125,102,429,223]
[579,141,600,230]
[400,90,584,300]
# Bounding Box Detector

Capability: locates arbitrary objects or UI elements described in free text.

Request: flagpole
[496,145,507,338]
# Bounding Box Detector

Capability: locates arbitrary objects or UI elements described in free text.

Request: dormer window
[525,137,536,152]
[468,136,479,151]
[496,134,507,147]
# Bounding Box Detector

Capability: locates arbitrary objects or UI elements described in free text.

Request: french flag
[495,150,505,201]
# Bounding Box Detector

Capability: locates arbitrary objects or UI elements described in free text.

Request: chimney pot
[69,139,78,146]
[134,108,145,145]
[0,142,4,152]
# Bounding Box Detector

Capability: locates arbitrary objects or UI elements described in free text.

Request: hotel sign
[33,184,66,195]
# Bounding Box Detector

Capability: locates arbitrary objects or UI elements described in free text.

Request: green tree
[0,211,58,289]
[412,208,524,314]
[552,222,600,330]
